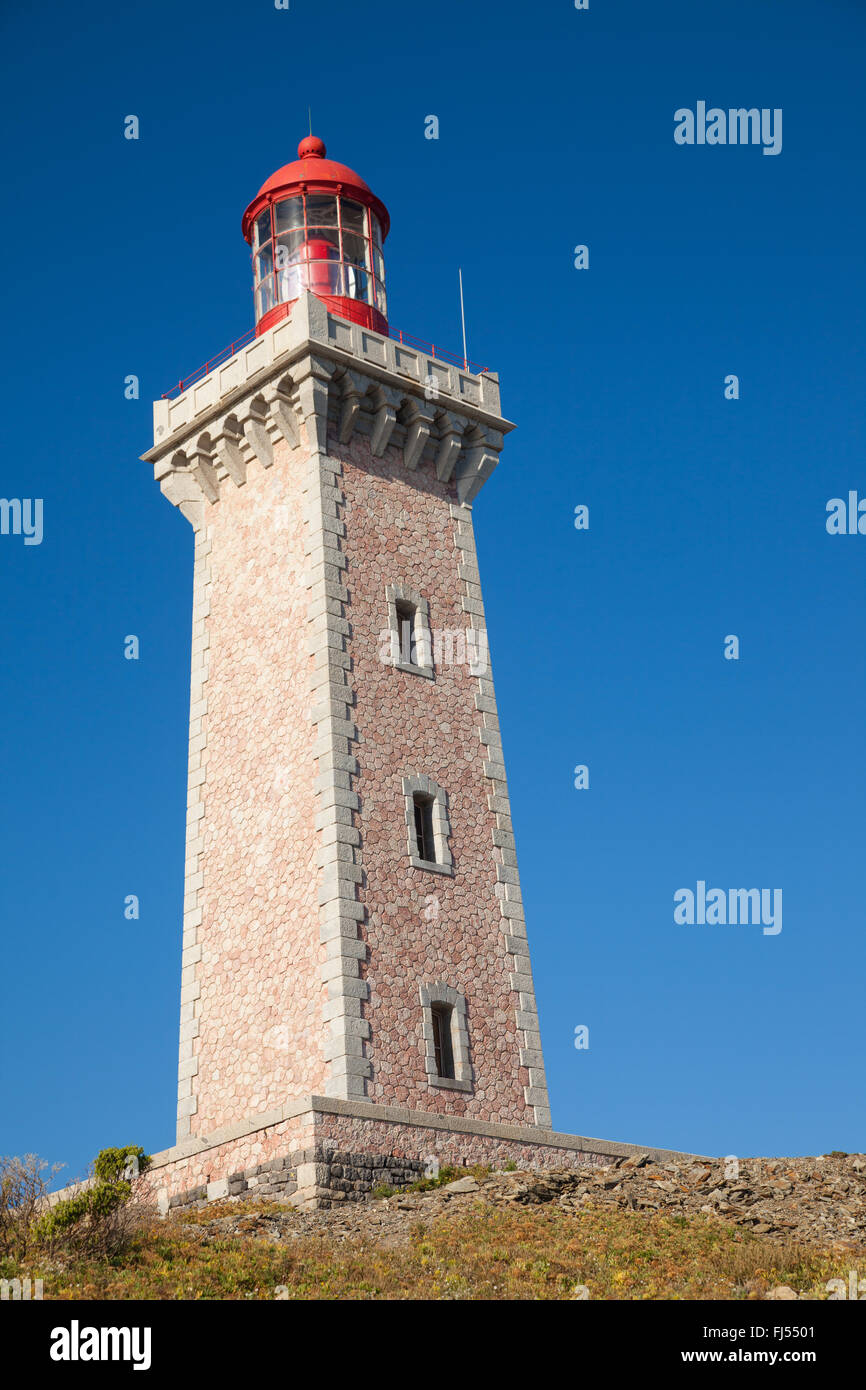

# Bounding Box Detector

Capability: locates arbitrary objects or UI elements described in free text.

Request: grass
[2,1199,859,1301]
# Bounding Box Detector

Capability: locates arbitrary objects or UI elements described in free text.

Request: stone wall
[179,429,326,1139]
[333,425,540,1124]
[147,298,553,1136]
[164,1147,429,1213]
[142,1098,703,1213]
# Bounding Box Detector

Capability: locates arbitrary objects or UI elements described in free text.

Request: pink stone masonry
[188,437,325,1135]
[334,429,532,1123]
[183,408,538,1136]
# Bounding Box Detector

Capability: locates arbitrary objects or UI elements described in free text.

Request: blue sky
[1,0,863,1182]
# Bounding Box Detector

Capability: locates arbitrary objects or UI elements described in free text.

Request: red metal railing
[161,329,257,399]
[162,321,492,400]
[387,327,490,377]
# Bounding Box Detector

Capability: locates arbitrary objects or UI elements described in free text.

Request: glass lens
[274,197,304,233]
[340,199,367,235]
[299,260,343,294]
[341,231,368,267]
[255,210,272,249]
[343,264,369,302]
[255,244,273,283]
[277,263,301,302]
[256,275,276,318]
[305,194,338,226]
[303,228,339,256]
[274,230,306,267]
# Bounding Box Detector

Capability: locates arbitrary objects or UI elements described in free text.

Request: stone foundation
[143,1096,706,1212]
[164,1148,429,1213]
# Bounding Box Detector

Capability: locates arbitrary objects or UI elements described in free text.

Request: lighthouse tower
[142,136,562,1207]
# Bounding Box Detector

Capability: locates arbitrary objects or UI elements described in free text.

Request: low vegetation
[1,1149,859,1300]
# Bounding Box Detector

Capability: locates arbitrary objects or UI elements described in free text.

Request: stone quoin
[139,134,700,1209]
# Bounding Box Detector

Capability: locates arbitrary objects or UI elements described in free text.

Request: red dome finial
[298,134,326,160]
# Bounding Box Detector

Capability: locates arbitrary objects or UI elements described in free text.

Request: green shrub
[34,1145,152,1258]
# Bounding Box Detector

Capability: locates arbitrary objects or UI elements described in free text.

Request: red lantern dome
[242,136,390,338]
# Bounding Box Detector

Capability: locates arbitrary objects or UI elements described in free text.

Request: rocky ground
[185,1151,866,1255]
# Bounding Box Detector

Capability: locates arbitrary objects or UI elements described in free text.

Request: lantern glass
[255,275,276,319]
[253,192,385,321]
[274,197,304,233]
[304,227,340,255]
[254,244,273,284]
[275,229,306,265]
[341,231,367,267]
[305,194,338,227]
[340,199,367,235]
[254,210,272,249]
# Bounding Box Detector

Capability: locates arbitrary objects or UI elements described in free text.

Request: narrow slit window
[431,1004,455,1079]
[413,794,435,863]
[394,599,416,664]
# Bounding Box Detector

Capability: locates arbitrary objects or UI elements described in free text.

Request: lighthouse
[141,135,586,1209]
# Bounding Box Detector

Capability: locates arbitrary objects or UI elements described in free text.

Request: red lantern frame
[242,136,390,337]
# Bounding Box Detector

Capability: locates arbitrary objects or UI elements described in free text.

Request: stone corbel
[243,398,274,470]
[212,416,248,487]
[368,386,401,458]
[455,428,502,504]
[158,464,206,530]
[434,412,464,483]
[261,381,299,450]
[338,371,366,445]
[402,401,435,472]
[295,357,334,455]
[187,437,220,505]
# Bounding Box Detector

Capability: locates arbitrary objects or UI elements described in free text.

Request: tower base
[143,1097,703,1213]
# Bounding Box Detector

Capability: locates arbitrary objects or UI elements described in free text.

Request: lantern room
[242,135,390,338]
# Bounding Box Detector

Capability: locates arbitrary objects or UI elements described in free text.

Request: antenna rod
[458,267,468,370]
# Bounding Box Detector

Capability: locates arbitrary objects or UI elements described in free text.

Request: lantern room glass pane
[343,264,369,303]
[340,199,367,235]
[341,231,368,268]
[305,194,338,227]
[303,228,340,255]
[373,278,387,315]
[276,263,301,302]
[300,260,343,295]
[275,229,307,265]
[255,274,276,318]
[255,244,273,284]
[370,215,382,247]
[274,197,304,233]
[371,246,384,281]
[254,210,272,249]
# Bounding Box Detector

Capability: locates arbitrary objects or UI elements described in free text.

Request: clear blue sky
[1,0,863,1182]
